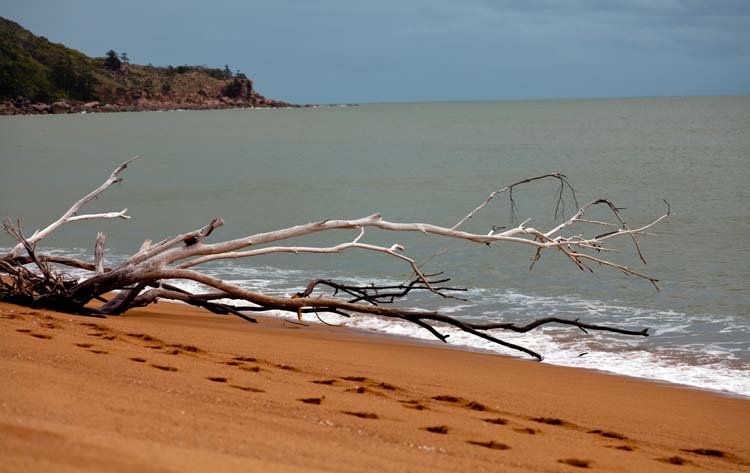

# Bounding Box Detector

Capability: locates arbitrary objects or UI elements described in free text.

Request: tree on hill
[50,57,98,100]
[104,50,121,71]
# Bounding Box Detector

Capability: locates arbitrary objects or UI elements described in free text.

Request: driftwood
[0,158,669,360]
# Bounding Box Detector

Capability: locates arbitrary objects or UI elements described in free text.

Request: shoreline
[1,299,748,472]
[250,306,749,400]
[0,101,363,116]
[0,99,304,116]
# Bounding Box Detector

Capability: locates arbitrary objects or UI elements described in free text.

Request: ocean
[1,96,748,396]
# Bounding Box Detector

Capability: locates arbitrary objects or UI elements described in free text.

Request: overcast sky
[2,0,749,103]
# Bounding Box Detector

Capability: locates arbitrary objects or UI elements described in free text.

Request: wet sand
[1,300,748,472]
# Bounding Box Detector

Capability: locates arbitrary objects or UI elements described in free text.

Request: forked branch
[5,156,138,259]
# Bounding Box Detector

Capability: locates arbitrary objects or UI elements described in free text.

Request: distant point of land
[0,17,297,115]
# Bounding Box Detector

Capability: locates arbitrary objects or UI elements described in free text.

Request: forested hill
[0,17,295,114]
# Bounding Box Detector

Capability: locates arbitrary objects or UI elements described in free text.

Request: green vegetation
[0,17,253,104]
[0,17,102,101]
[104,50,121,71]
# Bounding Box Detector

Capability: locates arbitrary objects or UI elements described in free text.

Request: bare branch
[94,232,106,274]
[452,172,577,230]
[7,157,138,258]
[68,209,130,222]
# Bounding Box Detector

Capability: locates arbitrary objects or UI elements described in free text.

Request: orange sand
[1,300,748,472]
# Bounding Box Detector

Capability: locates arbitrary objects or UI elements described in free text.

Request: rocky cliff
[0,17,296,115]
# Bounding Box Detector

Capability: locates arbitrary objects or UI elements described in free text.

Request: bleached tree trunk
[0,159,668,360]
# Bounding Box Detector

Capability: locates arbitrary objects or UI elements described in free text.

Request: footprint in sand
[680,448,725,457]
[610,445,635,451]
[658,456,691,465]
[207,376,228,383]
[80,322,104,329]
[298,397,323,405]
[129,357,147,363]
[483,417,508,425]
[400,400,429,411]
[16,328,31,333]
[30,333,53,340]
[84,324,114,339]
[421,425,449,434]
[339,377,399,394]
[167,344,201,353]
[88,349,108,354]
[514,427,538,435]
[341,376,367,382]
[126,333,162,343]
[432,395,491,412]
[466,440,510,450]
[151,364,178,372]
[230,385,265,393]
[432,394,460,403]
[588,429,627,440]
[465,401,490,411]
[349,386,389,397]
[312,379,337,386]
[532,417,566,426]
[558,458,591,468]
[679,448,746,466]
[232,356,256,362]
[342,411,378,419]
[75,343,93,348]
[376,382,398,391]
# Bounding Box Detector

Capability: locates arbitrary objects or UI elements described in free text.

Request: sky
[2,0,749,104]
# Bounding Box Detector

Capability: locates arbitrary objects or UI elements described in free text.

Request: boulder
[51,101,70,114]
[0,102,18,115]
[30,103,50,113]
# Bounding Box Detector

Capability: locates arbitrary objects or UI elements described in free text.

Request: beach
[2,2,748,471]
[2,300,748,472]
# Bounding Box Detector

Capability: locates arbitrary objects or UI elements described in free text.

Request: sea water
[1,96,748,396]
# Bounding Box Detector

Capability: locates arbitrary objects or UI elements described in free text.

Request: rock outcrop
[0,16,298,115]
[0,75,297,115]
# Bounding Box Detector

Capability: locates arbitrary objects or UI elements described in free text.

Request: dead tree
[0,158,669,360]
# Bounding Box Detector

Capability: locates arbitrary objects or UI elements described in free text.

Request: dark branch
[468,317,649,337]
[298,275,467,306]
